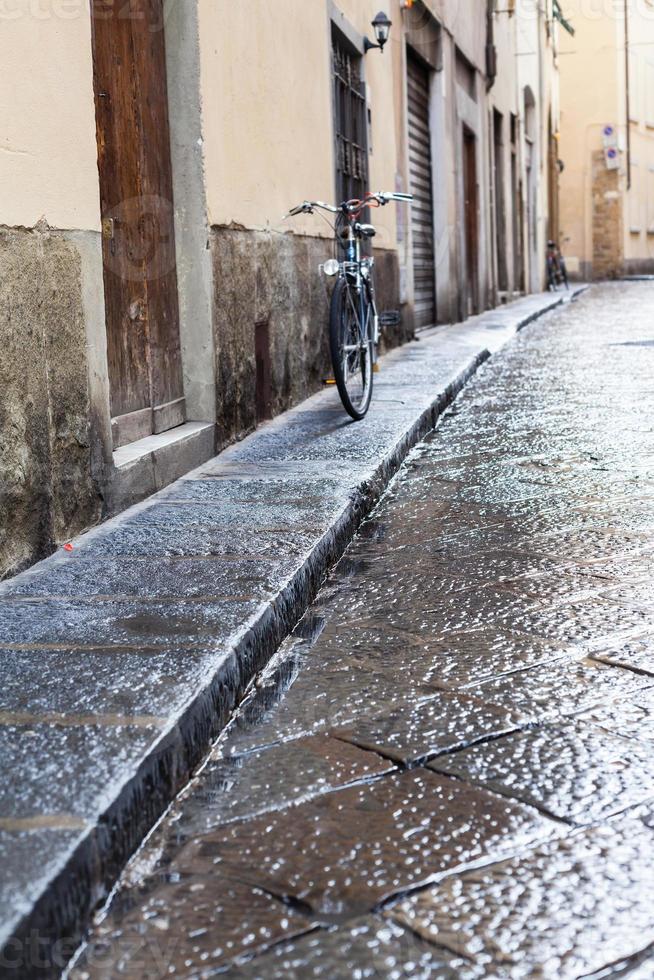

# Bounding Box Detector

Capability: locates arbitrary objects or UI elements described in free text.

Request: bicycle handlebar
[370,191,414,204]
[284,191,413,220]
[284,200,338,218]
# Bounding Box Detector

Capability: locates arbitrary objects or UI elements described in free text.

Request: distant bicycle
[285,191,412,420]
[546,239,569,291]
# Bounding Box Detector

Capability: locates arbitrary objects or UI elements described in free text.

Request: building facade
[559,0,654,279]
[0,0,560,579]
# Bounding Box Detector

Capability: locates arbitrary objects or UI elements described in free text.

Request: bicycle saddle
[355,223,376,238]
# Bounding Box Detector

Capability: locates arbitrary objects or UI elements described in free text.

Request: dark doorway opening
[493,109,508,293]
[510,112,524,292]
[463,127,479,316]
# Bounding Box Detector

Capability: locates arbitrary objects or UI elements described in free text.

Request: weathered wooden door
[463,128,479,315]
[91,0,185,448]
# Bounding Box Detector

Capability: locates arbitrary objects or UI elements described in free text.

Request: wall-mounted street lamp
[364,11,392,53]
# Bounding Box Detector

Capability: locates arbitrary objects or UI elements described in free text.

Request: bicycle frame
[341,221,377,354]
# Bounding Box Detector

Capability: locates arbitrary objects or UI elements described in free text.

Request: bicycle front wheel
[329,278,373,421]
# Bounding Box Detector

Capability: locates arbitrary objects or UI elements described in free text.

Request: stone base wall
[0,225,407,578]
[210,227,406,448]
[623,257,654,276]
[0,226,101,579]
[591,150,624,280]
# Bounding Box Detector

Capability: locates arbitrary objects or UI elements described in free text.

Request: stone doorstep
[107,420,216,514]
[0,286,587,980]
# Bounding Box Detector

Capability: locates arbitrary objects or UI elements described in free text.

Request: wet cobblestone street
[72,283,654,979]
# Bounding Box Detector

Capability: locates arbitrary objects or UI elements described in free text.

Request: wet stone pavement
[71,283,654,979]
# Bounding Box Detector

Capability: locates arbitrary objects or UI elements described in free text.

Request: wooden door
[91,0,185,448]
[407,51,436,330]
[463,128,479,315]
[511,150,523,292]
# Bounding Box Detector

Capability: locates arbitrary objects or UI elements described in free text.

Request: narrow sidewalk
[0,287,584,976]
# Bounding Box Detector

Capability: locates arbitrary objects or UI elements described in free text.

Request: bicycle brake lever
[283,204,311,219]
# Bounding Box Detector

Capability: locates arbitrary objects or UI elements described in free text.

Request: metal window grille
[332,38,368,205]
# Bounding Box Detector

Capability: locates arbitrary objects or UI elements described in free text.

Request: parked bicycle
[284,191,412,420]
[546,239,569,291]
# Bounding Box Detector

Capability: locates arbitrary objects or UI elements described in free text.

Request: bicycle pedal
[323,378,337,385]
[373,363,380,373]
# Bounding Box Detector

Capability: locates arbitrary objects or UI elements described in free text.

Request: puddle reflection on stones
[430,720,654,824]
[172,735,393,837]
[324,580,559,635]
[225,658,436,755]
[500,566,609,606]
[331,690,527,766]
[71,875,314,979]
[578,688,654,744]
[222,915,486,979]
[469,657,652,718]
[174,770,557,921]
[222,623,444,754]
[591,633,654,675]
[419,627,565,689]
[390,820,654,979]
[222,619,565,756]
[583,948,654,980]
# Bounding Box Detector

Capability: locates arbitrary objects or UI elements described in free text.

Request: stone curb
[0,285,588,979]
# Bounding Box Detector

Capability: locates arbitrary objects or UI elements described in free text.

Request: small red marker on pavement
[63,543,74,552]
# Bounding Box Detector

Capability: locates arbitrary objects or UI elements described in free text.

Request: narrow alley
[70,283,654,979]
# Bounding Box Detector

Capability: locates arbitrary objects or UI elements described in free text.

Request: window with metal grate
[332,35,368,206]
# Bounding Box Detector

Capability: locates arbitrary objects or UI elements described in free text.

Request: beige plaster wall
[558,3,620,270]
[336,0,401,247]
[623,0,654,265]
[198,0,399,247]
[198,0,333,234]
[426,0,486,67]
[559,0,654,272]
[0,0,100,231]
[492,11,518,114]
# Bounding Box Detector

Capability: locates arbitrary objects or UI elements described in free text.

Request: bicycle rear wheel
[329,278,373,420]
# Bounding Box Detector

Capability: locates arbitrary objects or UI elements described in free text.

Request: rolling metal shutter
[407,53,436,329]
